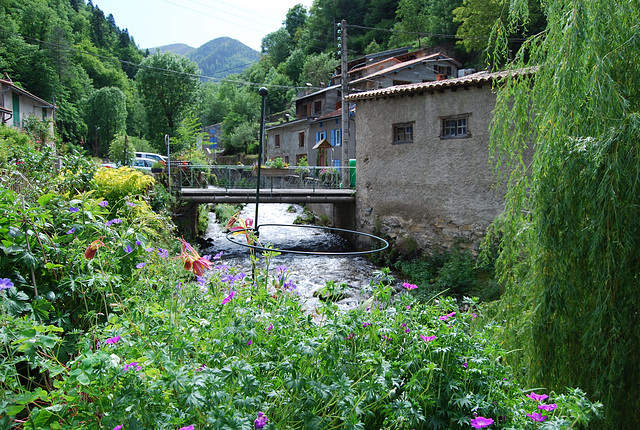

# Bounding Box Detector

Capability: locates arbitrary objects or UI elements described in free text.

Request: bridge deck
[179,187,355,204]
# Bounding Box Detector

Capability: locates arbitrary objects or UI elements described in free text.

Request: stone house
[266,50,461,168]
[346,69,525,252]
[0,75,55,141]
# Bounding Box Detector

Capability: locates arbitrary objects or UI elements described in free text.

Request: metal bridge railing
[174,165,356,191]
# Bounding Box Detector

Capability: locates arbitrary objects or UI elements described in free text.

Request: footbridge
[170,165,356,235]
[174,164,355,204]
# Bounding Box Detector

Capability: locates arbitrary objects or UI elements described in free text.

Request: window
[284,156,289,164]
[314,100,322,114]
[274,134,280,148]
[441,114,471,139]
[393,122,414,144]
[315,131,326,143]
[298,131,305,148]
[393,80,412,86]
[331,128,341,146]
[296,153,307,164]
[12,94,20,127]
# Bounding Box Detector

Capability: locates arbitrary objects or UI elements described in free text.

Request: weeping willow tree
[488,1,640,428]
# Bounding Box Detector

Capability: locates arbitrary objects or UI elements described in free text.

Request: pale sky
[93,0,314,52]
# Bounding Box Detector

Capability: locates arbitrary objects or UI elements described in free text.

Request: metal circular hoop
[225,223,389,256]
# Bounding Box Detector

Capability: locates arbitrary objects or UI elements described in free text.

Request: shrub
[94,166,154,209]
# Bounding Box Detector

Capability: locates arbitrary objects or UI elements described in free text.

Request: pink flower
[267,323,273,331]
[221,291,235,305]
[526,412,547,422]
[123,361,142,372]
[178,426,194,430]
[470,416,494,428]
[538,403,558,411]
[104,335,121,345]
[113,426,123,430]
[526,392,549,402]
[247,340,252,346]
[402,282,417,290]
[439,312,456,321]
[420,335,436,342]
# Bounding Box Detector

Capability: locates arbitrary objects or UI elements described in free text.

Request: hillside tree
[135,52,200,149]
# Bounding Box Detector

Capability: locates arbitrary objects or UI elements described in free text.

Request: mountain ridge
[150,37,260,78]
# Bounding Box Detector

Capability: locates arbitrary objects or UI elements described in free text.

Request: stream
[201,203,386,313]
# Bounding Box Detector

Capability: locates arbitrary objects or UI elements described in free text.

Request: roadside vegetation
[0,123,603,429]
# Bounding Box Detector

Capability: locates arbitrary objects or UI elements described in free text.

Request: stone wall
[353,83,503,254]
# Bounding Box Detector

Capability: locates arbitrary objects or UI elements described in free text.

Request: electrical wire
[0,28,323,91]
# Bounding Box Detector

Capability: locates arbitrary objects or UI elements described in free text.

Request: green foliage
[93,166,154,210]
[489,1,640,427]
[214,203,243,227]
[21,115,52,146]
[84,86,128,157]
[108,134,136,167]
[173,114,206,154]
[135,52,201,146]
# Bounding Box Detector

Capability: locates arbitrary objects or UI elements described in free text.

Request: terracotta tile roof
[0,79,55,107]
[346,67,536,101]
[315,108,341,121]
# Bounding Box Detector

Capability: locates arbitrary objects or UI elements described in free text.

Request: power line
[0,29,323,91]
[346,23,526,42]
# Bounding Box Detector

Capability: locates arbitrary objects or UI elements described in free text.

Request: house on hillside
[346,69,530,252]
[0,75,55,142]
[265,49,460,168]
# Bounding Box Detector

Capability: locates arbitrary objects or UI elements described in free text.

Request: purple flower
[69,206,79,213]
[420,334,436,342]
[196,276,207,286]
[177,282,183,290]
[283,280,297,291]
[113,426,123,430]
[247,340,252,346]
[221,291,235,305]
[67,227,76,234]
[254,411,268,429]
[145,247,154,252]
[0,278,14,291]
[439,312,456,321]
[106,218,122,227]
[124,245,133,254]
[526,392,549,402]
[157,248,169,258]
[276,265,288,273]
[178,426,194,430]
[126,202,136,207]
[402,282,417,290]
[267,323,273,332]
[135,240,142,246]
[99,200,108,207]
[362,322,371,328]
[406,305,411,310]
[526,412,547,422]
[213,251,223,260]
[105,335,121,345]
[123,361,142,372]
[136,262,146,269]
[470,416,494,429]
[538,403,558,411]
[463,362,468,369]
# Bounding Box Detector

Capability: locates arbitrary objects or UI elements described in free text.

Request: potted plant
[151,161,164,173]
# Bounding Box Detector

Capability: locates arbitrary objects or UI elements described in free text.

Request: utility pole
[339,19,349,187]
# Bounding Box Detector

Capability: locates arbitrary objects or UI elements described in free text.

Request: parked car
[135,152,167,164]
[131,157,155,171]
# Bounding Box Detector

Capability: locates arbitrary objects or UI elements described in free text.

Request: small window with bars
[440,114,471,139]
[393,122,414,144]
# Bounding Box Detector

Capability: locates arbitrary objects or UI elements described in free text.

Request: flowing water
[201,203,385,313]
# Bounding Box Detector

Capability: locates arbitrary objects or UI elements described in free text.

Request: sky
[93,0,314,52]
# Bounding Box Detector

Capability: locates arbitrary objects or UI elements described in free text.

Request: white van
[135,152,167,164]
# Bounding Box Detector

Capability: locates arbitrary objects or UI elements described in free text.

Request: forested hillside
[0,0,544,156]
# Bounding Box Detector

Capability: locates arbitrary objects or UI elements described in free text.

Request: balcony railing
[172,165,355,191]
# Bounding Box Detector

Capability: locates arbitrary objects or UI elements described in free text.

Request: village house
[0,75,55,143]
[265,49,463,168]
[346,69,526,253]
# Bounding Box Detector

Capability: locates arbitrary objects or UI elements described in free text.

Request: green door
[12,94,20,127]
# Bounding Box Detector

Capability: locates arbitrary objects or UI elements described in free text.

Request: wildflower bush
[94,166,155,211]
[0,130,603,429]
